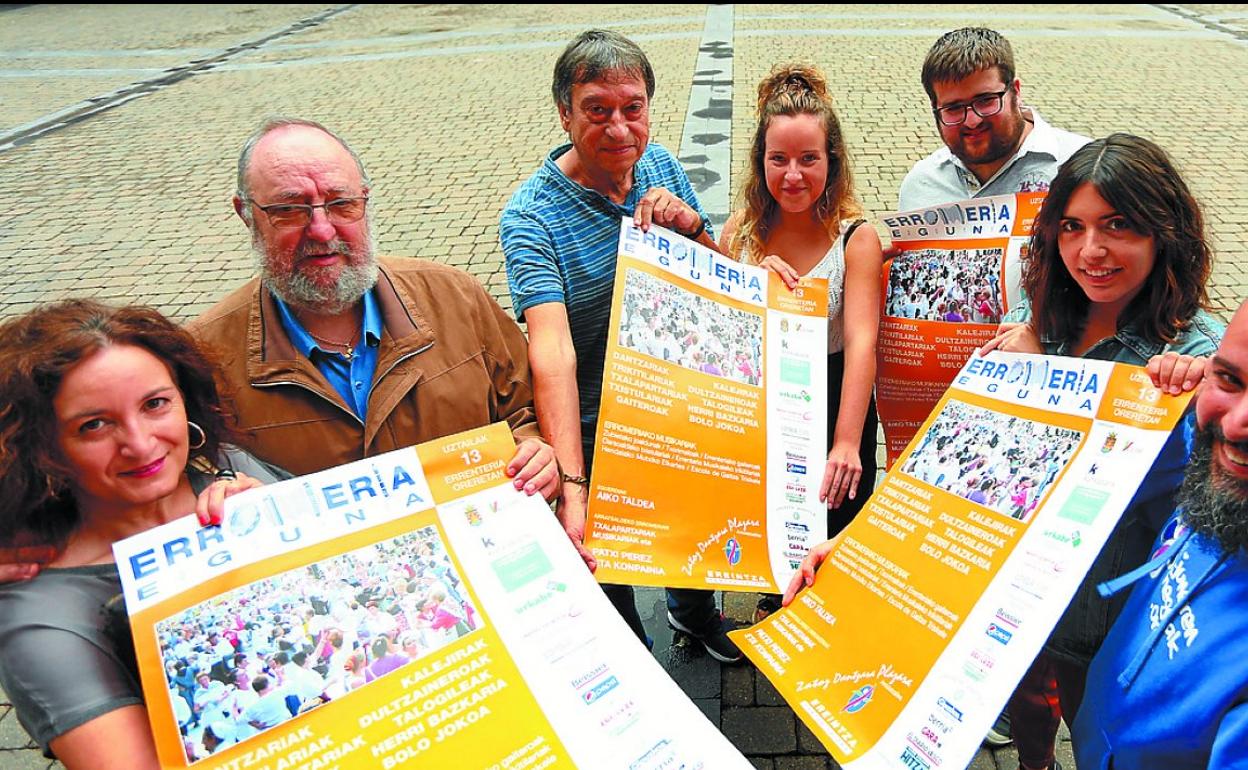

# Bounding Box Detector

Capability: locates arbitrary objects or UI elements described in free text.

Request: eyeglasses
[933,90,1008,126]
[248,196,368,228]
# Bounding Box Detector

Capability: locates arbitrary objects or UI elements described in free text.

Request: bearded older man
[190,117,556,489]
[1072,299,1248,769]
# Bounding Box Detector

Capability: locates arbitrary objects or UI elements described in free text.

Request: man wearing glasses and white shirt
[898,27,1088,211]
[894,27,1089,770]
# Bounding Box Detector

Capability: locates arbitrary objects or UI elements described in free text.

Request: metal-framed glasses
[933,90,1008,126]
[248,196,369,228]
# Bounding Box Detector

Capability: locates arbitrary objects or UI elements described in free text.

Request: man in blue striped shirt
[501,30,741,663]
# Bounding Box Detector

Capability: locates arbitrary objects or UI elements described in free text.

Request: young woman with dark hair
[978,133,1223,770]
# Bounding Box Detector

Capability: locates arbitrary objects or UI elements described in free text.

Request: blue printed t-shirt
[272,289,383,419]
[501,142,710,461]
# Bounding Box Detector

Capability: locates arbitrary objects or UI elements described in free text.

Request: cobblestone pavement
[2,4,1246,769]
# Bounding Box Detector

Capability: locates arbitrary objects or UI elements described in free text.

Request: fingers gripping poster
[877,193,1046,466]
[585,219,829,593]
[731,353,1193,770]
[113,423,753,770]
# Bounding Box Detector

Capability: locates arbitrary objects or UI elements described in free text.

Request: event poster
[113,423,753,770]
[731,352,1192,770]
[585,218,829,593]
[877,193,1046,465]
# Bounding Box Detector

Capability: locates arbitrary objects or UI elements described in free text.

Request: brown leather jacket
[188,257,540,475]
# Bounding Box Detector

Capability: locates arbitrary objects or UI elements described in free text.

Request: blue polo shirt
[272,291,382,419]
[501,142,709,460]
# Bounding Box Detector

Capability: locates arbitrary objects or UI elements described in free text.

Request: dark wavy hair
[1024,133,1212,346]
[729,63,863,264]
[0,300,238,547]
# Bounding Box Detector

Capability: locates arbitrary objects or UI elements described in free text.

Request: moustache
[296,239,357,261]
[1210,423,1248,460]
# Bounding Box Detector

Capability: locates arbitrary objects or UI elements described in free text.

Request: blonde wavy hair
[730,64,863,264]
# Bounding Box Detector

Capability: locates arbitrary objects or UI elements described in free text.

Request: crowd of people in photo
[885,248,1004,323]
[0,20,1244,770]
[618,268,764,386]
[902,400,1083,521]
[154,528,478,761]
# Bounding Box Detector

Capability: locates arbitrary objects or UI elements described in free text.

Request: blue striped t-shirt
[501,142,710,460]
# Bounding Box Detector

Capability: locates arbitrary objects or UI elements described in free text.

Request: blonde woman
[721,64,883,620]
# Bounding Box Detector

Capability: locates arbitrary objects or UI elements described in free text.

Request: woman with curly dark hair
[0,300,287,769]
[720,65,883,623]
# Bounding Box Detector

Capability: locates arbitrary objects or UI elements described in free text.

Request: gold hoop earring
[187,421,207,450]
[44,472,67,497]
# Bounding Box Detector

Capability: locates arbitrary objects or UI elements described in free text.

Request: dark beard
[1177,423,1248,553]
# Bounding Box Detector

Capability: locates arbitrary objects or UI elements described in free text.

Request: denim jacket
[1003,300,1225,665]
[1002,300,1225,362]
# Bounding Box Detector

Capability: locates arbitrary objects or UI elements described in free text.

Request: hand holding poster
[877,193,1046,465]
[114,423,753,769]
[731,352,1192,770]
[585,218,829,593]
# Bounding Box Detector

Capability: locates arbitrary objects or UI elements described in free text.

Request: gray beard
[254,232,379,315]
[1176,423,1248,554]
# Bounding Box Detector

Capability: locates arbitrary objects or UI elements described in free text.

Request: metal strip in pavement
[678,5,734,231]
[0,4,359,152]
[1154,4,1248,43]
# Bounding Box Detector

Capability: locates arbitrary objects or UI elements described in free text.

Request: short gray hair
[234,117,371,223]
[551,29,655,111]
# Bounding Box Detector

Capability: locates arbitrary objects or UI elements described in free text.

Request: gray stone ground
[2,4,1247,769]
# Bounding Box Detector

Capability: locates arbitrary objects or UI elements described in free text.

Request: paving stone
[0,709,36,750]
[755,671,789,706]
[0,749,56,770]
[693,696,721,728]
[797,720,829,755]
[1056,720,1076,769]
[989,742,1020,769]
[750,759,775,770]
[724,589,758,622]
[661,635,724,699]
[968,746,1001,770]
[722,706,798,754]
[775,757,830,770]
[723,663,757,706]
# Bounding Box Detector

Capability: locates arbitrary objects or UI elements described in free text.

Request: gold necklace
[306,320,363,360]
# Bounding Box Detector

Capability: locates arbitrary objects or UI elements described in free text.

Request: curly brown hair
[1024,133,1212,346]
[0,300,238,547]
[729,64,863,264]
